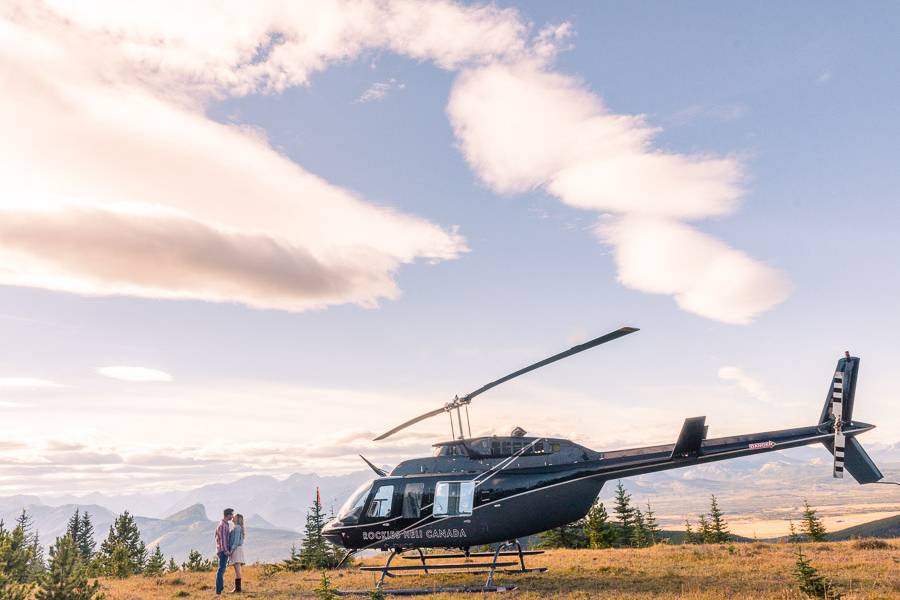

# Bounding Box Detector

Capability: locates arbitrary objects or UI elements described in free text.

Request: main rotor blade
[373,406,449,441]
[372,326,639,441]
[462,326,639,401]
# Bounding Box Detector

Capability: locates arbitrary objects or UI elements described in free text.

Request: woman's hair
[234,513,245,538]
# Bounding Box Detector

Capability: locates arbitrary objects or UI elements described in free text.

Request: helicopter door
[433,481,475,517]
[365,484,395,519]
[402,482,425,518]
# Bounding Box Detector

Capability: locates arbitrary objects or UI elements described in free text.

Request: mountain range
[2,445,897,562]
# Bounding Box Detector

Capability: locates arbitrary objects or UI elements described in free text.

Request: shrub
[852,538,890,550]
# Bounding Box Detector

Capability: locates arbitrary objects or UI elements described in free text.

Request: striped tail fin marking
[833,371,844,478]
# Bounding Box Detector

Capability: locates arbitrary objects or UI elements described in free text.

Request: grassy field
[95,541,899,599]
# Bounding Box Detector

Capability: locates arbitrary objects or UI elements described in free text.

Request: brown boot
[229,578,242,593]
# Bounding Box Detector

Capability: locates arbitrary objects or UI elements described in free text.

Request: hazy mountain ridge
[2,448,897,562]
[0,502,299,564]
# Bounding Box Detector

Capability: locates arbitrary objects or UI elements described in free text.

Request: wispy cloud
[718,366,770,403]
[97,366,174,382]
[0,377,61,388]
[357,78,405,103]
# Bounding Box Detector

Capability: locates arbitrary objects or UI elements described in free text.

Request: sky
[0,0,898,496]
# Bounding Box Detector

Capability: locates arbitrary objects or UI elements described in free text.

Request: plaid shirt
[215,519,231,553]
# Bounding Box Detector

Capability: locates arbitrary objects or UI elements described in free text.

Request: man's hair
[223,508,234,517]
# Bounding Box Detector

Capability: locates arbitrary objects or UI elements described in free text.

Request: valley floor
[96,541,898,599]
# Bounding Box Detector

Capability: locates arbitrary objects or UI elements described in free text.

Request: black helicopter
[323,327,883,579]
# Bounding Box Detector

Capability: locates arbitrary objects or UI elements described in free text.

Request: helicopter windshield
[335,480,373,525]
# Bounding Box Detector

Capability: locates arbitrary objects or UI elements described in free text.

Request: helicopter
[322,327,884,587]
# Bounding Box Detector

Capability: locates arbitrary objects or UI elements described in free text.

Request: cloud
[447,61,791,323]
[718,366,770,403]
[1,0,787,323]
[44,451,125,466]
[45,440,87,452]
[0,1,473,313]
[0,377,61,388]
[357,78,405,103]
[599,217,791,324]
[97,366,174,382]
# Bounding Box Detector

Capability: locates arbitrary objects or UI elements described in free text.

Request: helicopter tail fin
[818,354,883,484]
[818,354,859,426]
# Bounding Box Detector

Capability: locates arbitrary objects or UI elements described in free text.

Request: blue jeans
[215,551,228,593]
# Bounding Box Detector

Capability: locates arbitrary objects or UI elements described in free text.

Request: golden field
[95,541,899,599]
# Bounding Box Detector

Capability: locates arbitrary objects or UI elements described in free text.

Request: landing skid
[337,541,546,596]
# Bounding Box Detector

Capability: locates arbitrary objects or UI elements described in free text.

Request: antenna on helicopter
[373,326,639,441]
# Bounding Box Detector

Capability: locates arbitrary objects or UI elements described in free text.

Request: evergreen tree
[684,515,709,545]
[698,514,712,544]
[631,508,648,548]
[144,546,166,576]
[800,500,828,542]
[314,570,338,600]
[66,509,96,564]
[794,544,841,599]
[584,501,615,549]
[77,512,96,562]
[182,549,214,572]
[66,510,83,545]
[300,492,341,569]
[788,520,803,544]
[643,502,661,545]
[612,481,634,547]
[683,520,697,545]
[2,518,37,584]
[538,519,588,549]
[0,524,33,600]
[707,495,730,543]
[15,510,44,577]
[98,511,146,576]
[282,544,304,572]
[167,557,179,573]
[35,535,102,600]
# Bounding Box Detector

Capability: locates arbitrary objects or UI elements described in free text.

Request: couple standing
[214,508,246,594]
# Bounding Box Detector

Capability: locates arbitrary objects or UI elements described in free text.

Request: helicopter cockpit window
[402,482,424,518]
[366,484,395,519]
[336,480,373,525]
[433,481,475,517]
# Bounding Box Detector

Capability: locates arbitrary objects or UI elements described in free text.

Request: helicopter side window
[402,482,424,518]
[433,481,475,517]
[435,444,467,457]
[366,484,395,519]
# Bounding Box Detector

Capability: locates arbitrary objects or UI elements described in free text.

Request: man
[214,508,234,595]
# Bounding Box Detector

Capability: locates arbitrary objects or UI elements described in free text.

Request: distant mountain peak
[165,503,208,523]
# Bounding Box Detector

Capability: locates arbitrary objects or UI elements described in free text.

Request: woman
[228,513,246,593]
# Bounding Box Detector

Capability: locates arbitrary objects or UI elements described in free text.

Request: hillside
[97,541,899,599]
[827,514,900,540]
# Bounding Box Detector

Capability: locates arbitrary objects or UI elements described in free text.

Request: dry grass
[96,541,899,599]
